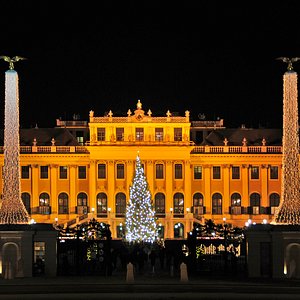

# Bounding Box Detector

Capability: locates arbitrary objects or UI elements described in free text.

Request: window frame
[78,166,87,179]
[213,166,221,180]
[97,192,107,214]
[116,163,125,179]
[251,166,260,180]
[193,166,202,180]
[116,127,124,141]
[97,128,106,141]
[21,165,30,179]
[59,166,68,179]
[40,166,49,179]
[155,163,164,179]
[155,193,165,214]
[155,128,164,141]
[135,127,144,141]
[58,192,69,214]
[212,193,222,214]
[174,163,183,179]
[270,166,279,180]
[269,193,280,214]
[231,166,240,180]
[98,163,106,179]
[173,192,184,214]
[174,128,182,141]
[115,193,126,215]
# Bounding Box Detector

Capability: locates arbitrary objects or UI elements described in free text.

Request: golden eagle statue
[276,57,300,71]
[0,56,27,70]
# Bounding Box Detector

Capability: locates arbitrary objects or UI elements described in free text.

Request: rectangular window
[174,128,182,141]
[252,206,260,215]
[97,128,106,141]
[155,128,164,141]
[175,164,183,179]
[33,242,45,275]
[212,198,222,214]
[117,164,125,179]
[21,166,30,179]
[40,166,48,179]
[155,164,164,179]
[98,164,106,179]
[193,166,202,180]
[232,166,240,179]
[59,166,68,179]
[213,166,221,179]
[116,128,124,141]
[270,166,278,179]
[76,131,84,145]
[78,166,86,179]
[251,166,260,179]
[135,128,144,141]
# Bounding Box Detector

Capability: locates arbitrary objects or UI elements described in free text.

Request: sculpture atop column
[0,56,27,70]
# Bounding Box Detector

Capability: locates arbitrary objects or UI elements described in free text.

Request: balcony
[38,206,51,215]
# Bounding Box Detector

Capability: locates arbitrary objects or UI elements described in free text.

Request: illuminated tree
[125,153,157,243]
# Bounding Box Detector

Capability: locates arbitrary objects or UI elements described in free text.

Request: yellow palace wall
[0,145,282,239]
[0,102,283,240]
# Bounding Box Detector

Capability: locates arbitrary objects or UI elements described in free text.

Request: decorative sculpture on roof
[276,57,300,71]
[0,55,27,70]
[242,137,247,146]
[137,100,142,109]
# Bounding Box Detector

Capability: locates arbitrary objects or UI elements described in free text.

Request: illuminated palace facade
[0,100,283,239]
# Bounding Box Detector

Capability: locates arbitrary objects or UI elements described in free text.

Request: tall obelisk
[274,59,300,224]
[0,67,29,224]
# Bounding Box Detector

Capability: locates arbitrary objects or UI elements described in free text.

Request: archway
[2,242,20,278]
[285,243,300,278]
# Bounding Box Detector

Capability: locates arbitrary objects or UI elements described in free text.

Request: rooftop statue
[0,55,27,70]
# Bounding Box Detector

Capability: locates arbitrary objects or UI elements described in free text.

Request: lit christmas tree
[125,152,157,243]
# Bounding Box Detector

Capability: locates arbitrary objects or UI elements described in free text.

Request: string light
[125,152,157,243]
[273,71,300,224]
[0,70,29,224]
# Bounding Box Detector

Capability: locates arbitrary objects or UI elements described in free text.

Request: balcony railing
[0,146,89,154]
[191,145,282,154]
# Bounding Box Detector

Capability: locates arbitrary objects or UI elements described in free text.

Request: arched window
[58,192,69,214]
[97,192,107,215]
[250,193,261,215]
[230,193,242,214]
[21,192,31,214]
[155,193,165,214]
[212,193,222,214]
[77,192,88,214]
[174,222,184,238]
[269,193,280,214]
[39,192,50,214]
[115,192,126,215]
[173,193,184,214]
[193,193,204,215]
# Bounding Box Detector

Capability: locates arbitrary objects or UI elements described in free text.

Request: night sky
[0,1,300,129]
